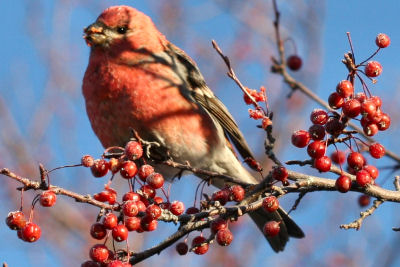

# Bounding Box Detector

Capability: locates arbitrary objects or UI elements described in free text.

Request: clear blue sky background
[1,1,400,266]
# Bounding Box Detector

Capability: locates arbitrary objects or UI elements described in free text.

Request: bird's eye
[117,27,127,34]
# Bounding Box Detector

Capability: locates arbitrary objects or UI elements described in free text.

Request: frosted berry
[262,196,279,212]
[123,200,139,217]
[336,80,354,98]
[146,172,164,189]
[176,242,189,255]
[89,244,109,263]
[124,216,140,232]
[335,175,351,193]
[365,61,382,77]
[140,185,156,199]
[360,100,377,118]
[108,158,121,173]
[263,221,280,237]
[272,166,288,182]
[125,141,143,160]
[90,223,107,240]
[81,155,94,167]
[287,55,302,71]
[363,165,379,179]
[375,33,390,48]
[102,213,118,230]
[291,130,310,148]
[136,200,147,212]
[211,189,230,205]
[358,195,371,207]
[140,216,158,231]
[192,236,209,255]
[112,224,128,242]
[308,124,326,140]
[91,159,109,178]
[248,109,264,120]
[229,185,245,202]
[21,222,41,242]
[369,143,385,159]
[40,190,57,207]
[331,150,346,165]
[342,99,361,118]
[6,211,26,230]
[146,204,162,220]
[347,152,365,171]
[120,161,137,179]
[122,192,140,202]
[356,170,372,187]
[310,109,328,125]
[307,140,326,159]
[138,164,154,182]
[216,229,233,246]
[210,218,228,234]
[314,156,331,172]
[170,201,185,216]
[328,92,345,109]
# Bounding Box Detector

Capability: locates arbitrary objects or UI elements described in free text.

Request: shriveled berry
[328,92,344,109]
[358,195,371,207]
[186,207,200,214]
[272,166,288,182]
[90,223,107,240]
[335,175,352,193]
[369,143,385,159]
[307,140,326,159]
[102,213,118,230]
[81,155,94,167]
[146,204,162,220]
[229,185,245,202]
[211,189,230,205]
[138,164,154,182]
[125,141,143,160]
[140,215,158,231]
[91,159,109,178]
[123,200,139,217]
[176,242,189,255]
[6,211,26,230]
[170,201,185,216]
[356,170,372,187]
[314,156,331,172]
[365,61,382,77]
[287,55,302,71]
[363,165,379,180]
[146,172,164,189]
[291,130,310,148]
[120,161,137,179]
[21,223,41,242]
[263,221,280,237]
[40,190,57,207]
[376,33,390,48]
[243,88,258,105]
[262,196,279,212]
[336,80,354,98]
[325,117,345,136]
[310,109,329,125]
[308,124,326,140]
[89,244,109,263]
[140,185,156,199]
[343,99,361,118]
[112,224,128,242]
[248,109,264,120]
[347,152,365,171]
[210,217,228,234]
[192,236,209,255]
[216,229,233,246]
[331,150,346,165]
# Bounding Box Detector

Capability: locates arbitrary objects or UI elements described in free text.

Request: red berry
[248,109,264,120]
[336,80,354,98]
[229,185,245,202]
[154,196,163,204]
[363,123,378,136]
[40,190,57,207]
[377,113,391,131]
[342,99,361,118]
[176,242,188,255]
[94,191,111,203]
[120,161,137,179]
[81,260,101,267]
[310,109,329,125]
[369,143,385,159]
[307,140,326,159]
[211,189,230,205]
[146,204,162,220]
[287,55,302,71]
[325,117,345,136]
[124,216,140,232]
[376,33,390,48]
[140,215,158,231]
[271,166,288,182]
[112,224,128,242]
[365,61,382,77]
[192,236,209,255]
[146,172,164,189]
[210,217,228,234]
[90,223,107,240]
[263,221,280,237]
[125,141,143,160]
[328,92,345,109]
[358,195,371,207]
[138,164,154,182]
[21,222,41,242]
[136,200,147,212]
[356,170,372,187]
[216,229,233,246]
[363,165,379,180]
[108,158,121,174]
[81,155,94,167]
[314,156,331,172]
[347,152,365,171]
[243,88,257,105]
[335,175,352,193]
[123,200,139,217]
[186,207,200,214]
[261,117,272,129]
[331,150,346,165]
[355,92,367,103]
[139,185,155,199]
[91,159,109,177]
[370,96,382,108]
[102,213,118,230]
[291,130,310,148]
[89,244,109,263]
[308,124,326,140]
[122,192,140,202]
[6,211,26,230]
[262,196,279,212]
[170,201,185,216]
[107,260,129,267]
[360,100,377,118]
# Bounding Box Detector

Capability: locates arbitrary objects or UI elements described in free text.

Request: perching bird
[82,5,304,251]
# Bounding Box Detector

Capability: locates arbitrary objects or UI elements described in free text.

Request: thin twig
[340,199,384,230]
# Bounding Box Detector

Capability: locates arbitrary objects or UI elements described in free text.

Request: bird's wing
[166,43,256,161]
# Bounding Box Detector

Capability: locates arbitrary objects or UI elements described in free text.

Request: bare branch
[340,199,384,230]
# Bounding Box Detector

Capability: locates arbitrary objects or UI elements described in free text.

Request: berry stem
[357,48,381,67]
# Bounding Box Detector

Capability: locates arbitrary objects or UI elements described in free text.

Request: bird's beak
[83,22,107,47]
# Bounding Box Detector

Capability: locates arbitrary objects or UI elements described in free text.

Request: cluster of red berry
[290,33,391,200]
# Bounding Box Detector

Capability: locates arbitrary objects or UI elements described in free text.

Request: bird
[82,5,304,252]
